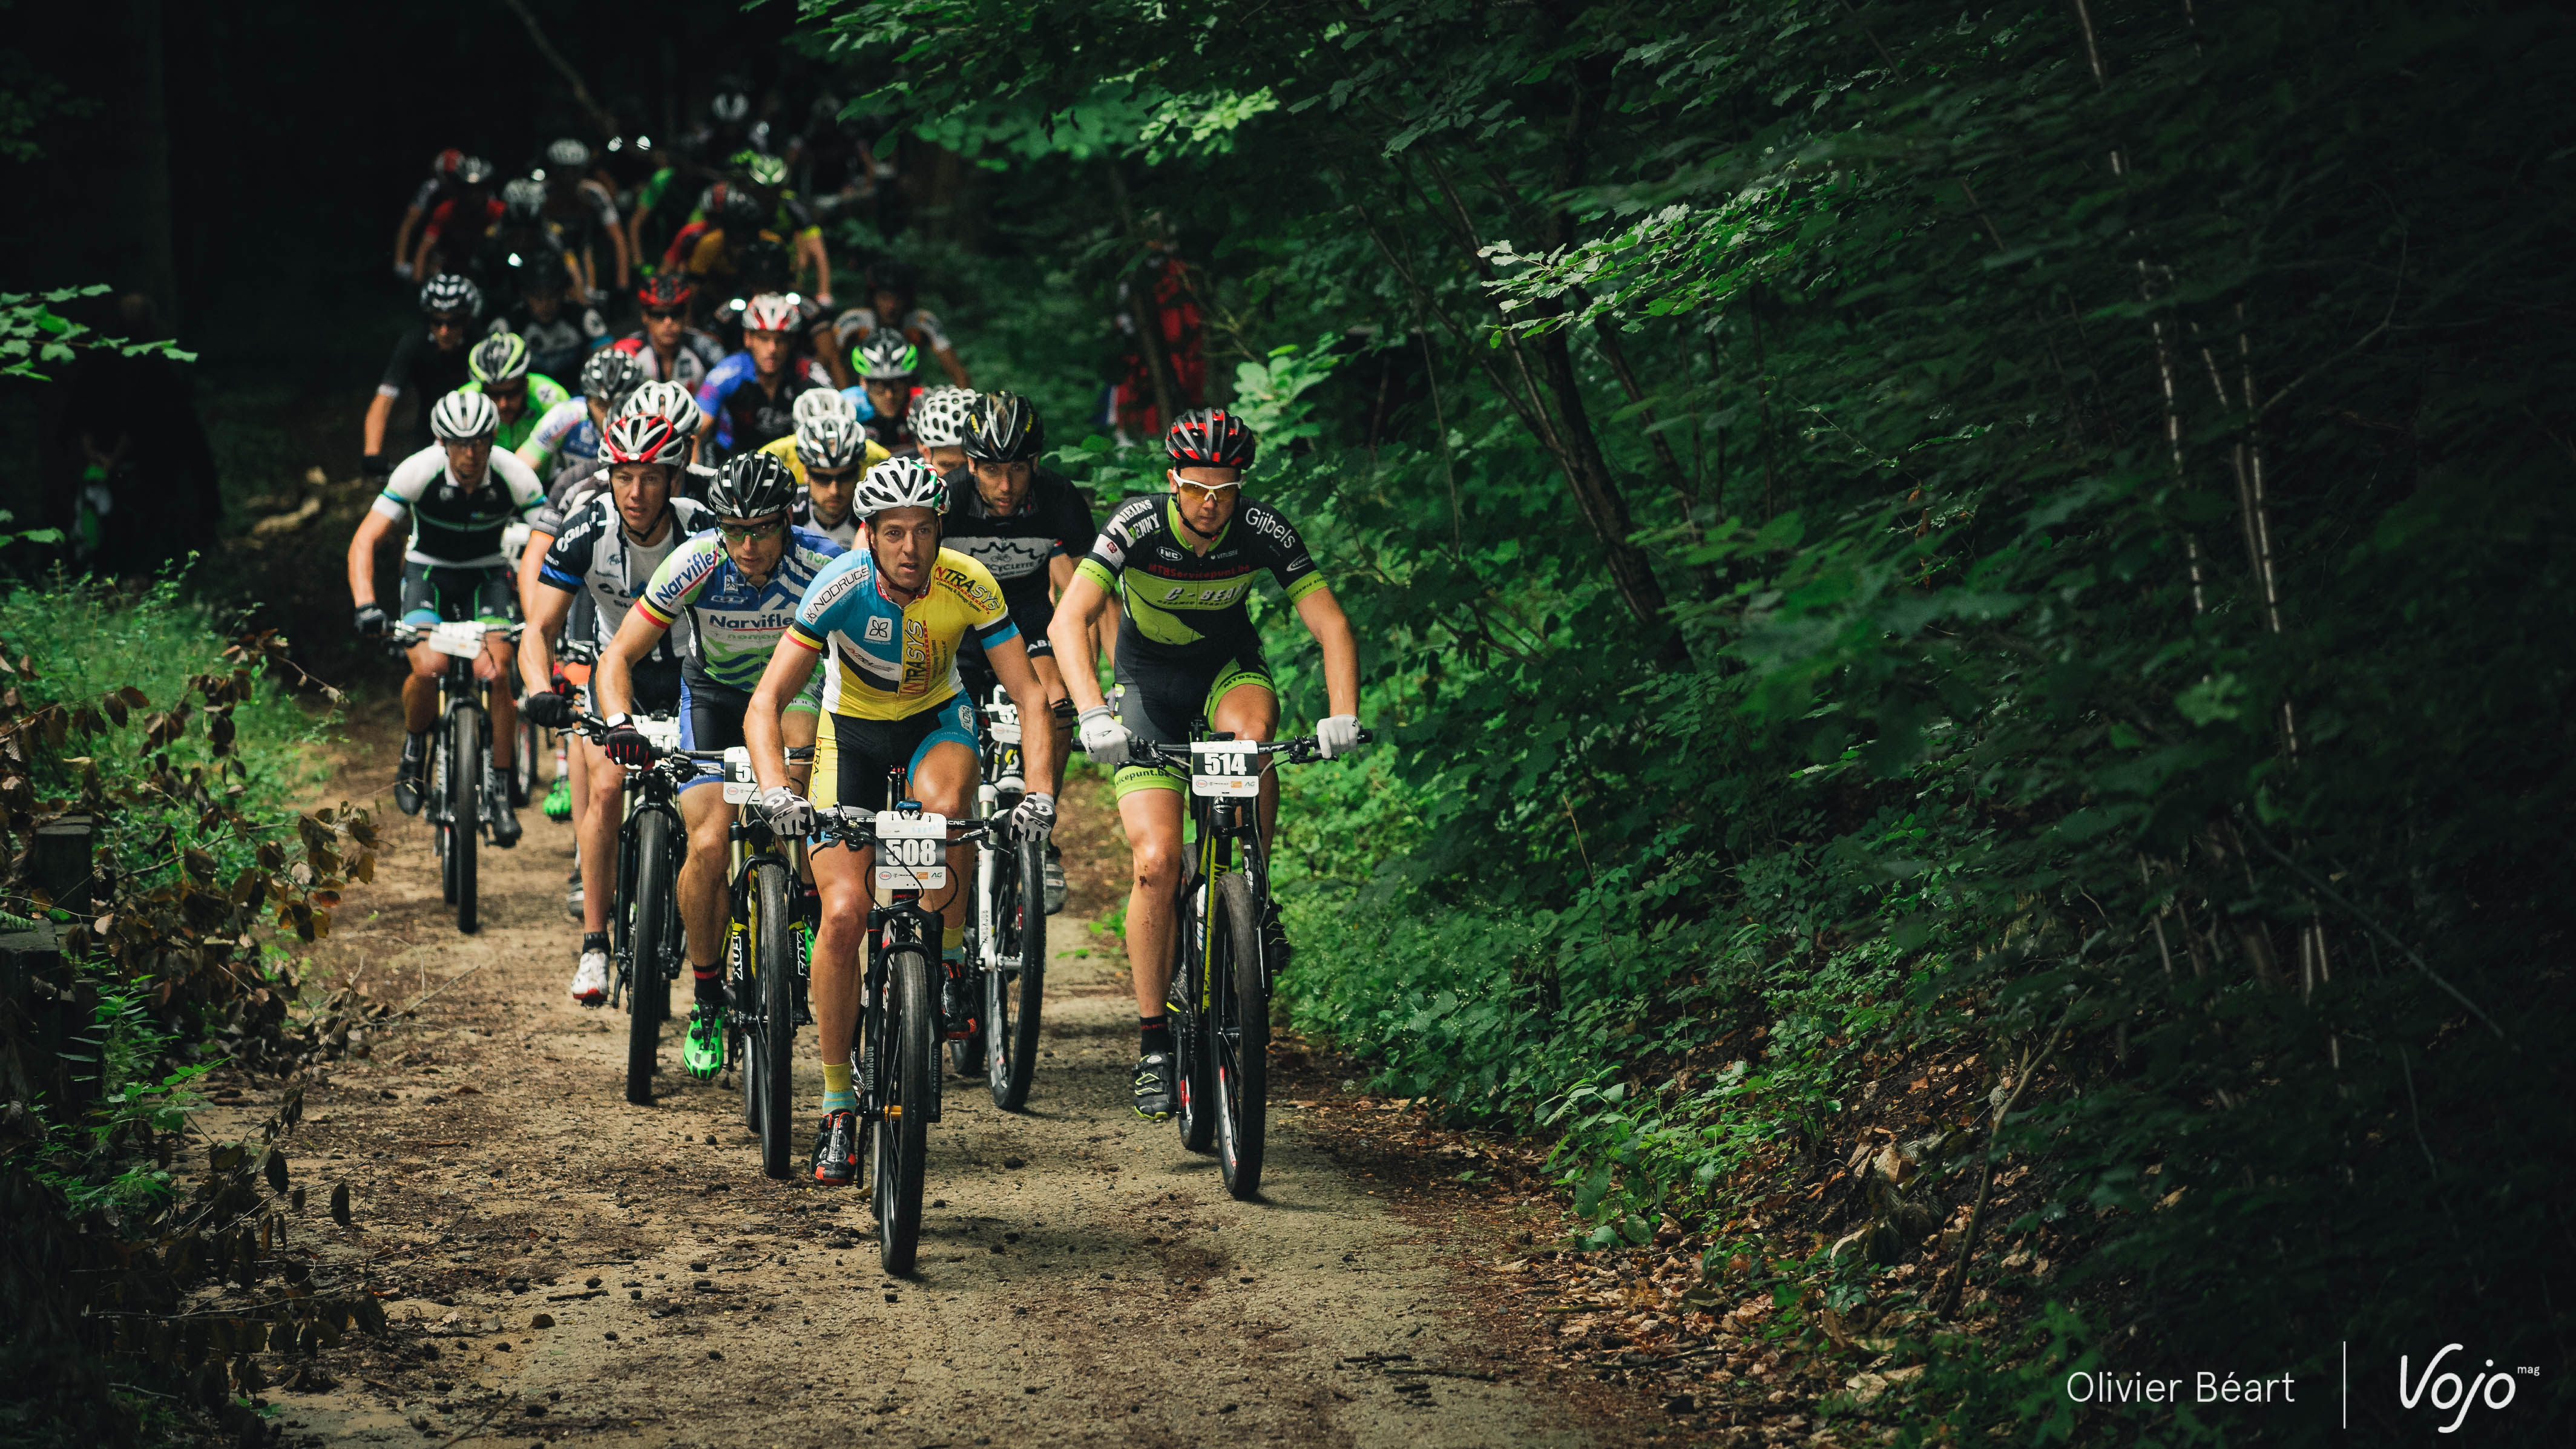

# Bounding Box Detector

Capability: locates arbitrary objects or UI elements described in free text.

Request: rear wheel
[448,706,482,934]
[1174,890,1217,1154]
[752,862,797,1178]
[625,810,677,1105]
[513,713,539,808]
[433,730,456,905]
[987,835,1046,1110]
[875,947,933,1275]
[1210,872,1269,1200]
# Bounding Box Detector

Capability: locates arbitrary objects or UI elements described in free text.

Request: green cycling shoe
[682,1001,728,1081]
[542,775,573,821]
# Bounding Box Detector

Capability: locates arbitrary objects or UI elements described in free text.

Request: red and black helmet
[637,273,695,311]
[1166,407,1256,470]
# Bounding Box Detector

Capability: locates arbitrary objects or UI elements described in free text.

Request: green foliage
[810,0,2576,1438]
[0,285,192,381]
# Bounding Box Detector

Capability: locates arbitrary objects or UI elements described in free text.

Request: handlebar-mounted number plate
[873,812,948,890]
[637,715,682,754]
[721,745,758,804]
[988,701,1021,746]
[1191,743,1261,798]
[426,621,487,659]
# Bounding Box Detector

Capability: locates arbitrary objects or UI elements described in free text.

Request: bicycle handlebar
[807,803,997,850]
[1122,727,1373,770]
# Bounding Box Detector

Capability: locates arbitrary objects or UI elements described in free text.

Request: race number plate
[720,745,757,804]
[426,621,486,659]
[636,715,682,754]
[1191,742,1261,798]
[873,811,949,890]
[988,700,1022,746]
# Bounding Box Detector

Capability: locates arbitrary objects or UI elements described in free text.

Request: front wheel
[1174,889,1217,1154]
[875,947,935,1275]
[624,810,678,1105]
[448,705,482,934]
[1209,872,1270,1199]
[987,835,1046,1110]
[752,862,797,1178]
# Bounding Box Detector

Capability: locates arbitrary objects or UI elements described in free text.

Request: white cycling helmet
[622,379,703,437]
[602,410,687,466]
[855,456,947,520]
[429,389,501,441]
[797,412,870,472]
[741,292,802,333]
[792,387,855,430]
[909,386,978,450]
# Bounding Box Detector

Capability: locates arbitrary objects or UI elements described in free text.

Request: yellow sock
[942,920,964,960]
[821,1062,855,1110]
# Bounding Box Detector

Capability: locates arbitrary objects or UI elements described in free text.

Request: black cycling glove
[361,452,393,482]
[353,603,390,638]
[522,689,577,729]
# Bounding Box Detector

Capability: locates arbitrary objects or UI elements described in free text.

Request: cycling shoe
[812,1108,861,1186]
[1132,1051,1177,1120]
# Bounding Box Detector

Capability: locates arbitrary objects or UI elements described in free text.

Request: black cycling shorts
[399,560,516,626]
[1111,642,1276,799]
[810,696,981,812]
[584,657,682,720]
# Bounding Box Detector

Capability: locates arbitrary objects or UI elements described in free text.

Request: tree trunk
[102,0,180,334]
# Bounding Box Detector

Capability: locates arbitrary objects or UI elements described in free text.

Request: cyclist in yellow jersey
[743,456,1058,1186]
[759,392,887,548]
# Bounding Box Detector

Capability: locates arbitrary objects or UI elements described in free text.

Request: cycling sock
[942,921,964,961]
[1139,1014,1173,1056]
[582,931,609,953]
[821,1061,856,1112]
[693,967,723,1005]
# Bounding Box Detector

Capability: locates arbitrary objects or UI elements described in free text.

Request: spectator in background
[395,148,465,280]
[1109,218,1208,439]
[57,294,218,577]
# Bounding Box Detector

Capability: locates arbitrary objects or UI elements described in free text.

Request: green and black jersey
[1076,494,1326,662]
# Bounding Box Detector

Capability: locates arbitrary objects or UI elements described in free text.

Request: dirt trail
[243,699,1603,1448]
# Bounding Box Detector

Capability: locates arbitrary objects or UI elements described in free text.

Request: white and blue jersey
[636,527,846,703]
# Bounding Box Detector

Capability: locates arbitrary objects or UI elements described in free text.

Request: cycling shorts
[583,658,682,723]
[559,590,599,666]
[399,561,516,627]
[1111,643,1275,799]
[810,697,979,813]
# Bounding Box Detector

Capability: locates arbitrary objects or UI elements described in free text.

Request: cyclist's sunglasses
[641,307,686,323]
[807,466,858,484]
[1171,472,1241,502]
[715,517,786,542]
[427,313,473,334]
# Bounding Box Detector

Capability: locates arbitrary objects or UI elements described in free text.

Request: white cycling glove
[760,785,813,836]
[1077,706,1131,766]
[1008,792,1056,843]
[1317,714,1367,760]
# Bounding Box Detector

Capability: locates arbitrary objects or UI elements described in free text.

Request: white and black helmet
[420,272,483,319]
[579,347,646,412]
[705,452,801,519]
[797,412,870,471]
[622,380,702,437]
[545,137,591,169]
[909,386,978,449]
[855,456,947,520]
[792,387,855,430]
[501,176,546,220]
[430,389,501,441]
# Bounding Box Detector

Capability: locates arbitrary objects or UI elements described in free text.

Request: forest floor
[180,693,1815,1448]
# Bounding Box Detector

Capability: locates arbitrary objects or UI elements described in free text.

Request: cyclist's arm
[518,577,574,697]
[982,632,1057,793]
[594,602,671,721]
[1293,585,1361,718]
[514,521,562,632]
[798,229,832,306]
[1045,567,1114,713]
[746,635,823,795]
[346,507,399,610]
[393,205,425,274]
[931,343,970,389]
[363,393,395,456]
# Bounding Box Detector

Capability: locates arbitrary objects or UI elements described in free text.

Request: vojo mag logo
[2399,1344,2534,1435]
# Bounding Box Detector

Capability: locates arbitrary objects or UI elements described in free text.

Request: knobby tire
[1175,884,1217,1155]
[876,947,934,1275]
[625,810,677,1105]
[1211,871,1269,1199]
[754,862,797,1178]
[988,835,1046,1110]
[450,706,482,935]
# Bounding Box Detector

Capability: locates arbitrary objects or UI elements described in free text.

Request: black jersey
[376,328,474,449]
[1076,494,1326,662]
[535,493,708,660]
[941,467,1096,616]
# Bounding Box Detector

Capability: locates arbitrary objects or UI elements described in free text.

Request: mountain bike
[1131,723,1366,1200]
[573,710,689,1105]
[813,778,996,1275]
[711,744,815,1179]
[392,621,525,935]
[951,683,1048,1109]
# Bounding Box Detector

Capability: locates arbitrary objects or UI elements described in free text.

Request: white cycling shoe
[570,950,610,1007]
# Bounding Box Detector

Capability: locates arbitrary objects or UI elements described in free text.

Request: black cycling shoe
[941,965,978,1037]
[1131,1051,1178,1120]
[811,1108,862,1186]
[393,731,428,816]
[488,790,523,848]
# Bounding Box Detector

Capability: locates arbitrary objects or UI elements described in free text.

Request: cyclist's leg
[904,695,981,960]
[576,731,620,934]
[1116,786,1187,1017]
[1206,652,1282,845]
[396,564,453,733]
[475,571,519,773]
[676,681,748,1011]
[807,712,881,1114]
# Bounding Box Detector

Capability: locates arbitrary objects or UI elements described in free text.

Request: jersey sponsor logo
[1160,580,1250,608]
[1247,508,1301,548]
[803,570,863,617]
[865,616,893,642]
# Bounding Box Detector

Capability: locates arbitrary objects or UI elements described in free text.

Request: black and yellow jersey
[1075,494,1325,662]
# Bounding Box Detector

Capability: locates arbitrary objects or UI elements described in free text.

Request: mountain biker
[395,149,466,280]
[462,334,573,455]
[909,386,978,478]
[412,157,500,283]
[599,453,843,1077]
[519,347,646,482]
[365,274,483,480]
[764,393,889,549]
[521,412,711,1005]
[1046,408,1366,1120]
[540,137,631,296]
[941,393,1108,915]
[828,263,970,389]
[696,292,827,461]
[743,456,1057,1185]
[614,274,726,390]
[347,390,548,843]
[493,263,608,386]
[843,334,923,455]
